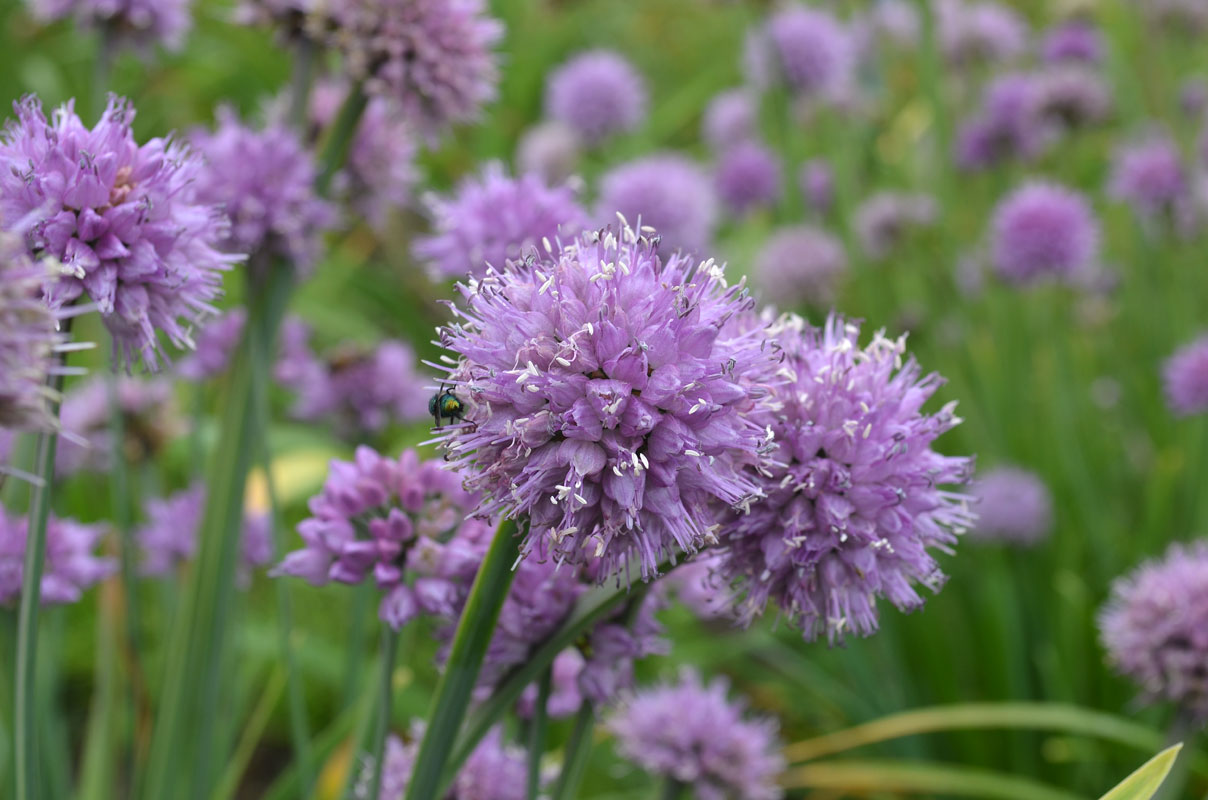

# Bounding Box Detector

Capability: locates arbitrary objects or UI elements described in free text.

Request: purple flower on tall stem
[0,509,115,605]
[701,89,758,153]
[955,73,1048,171]
[1033,67,1113,131]
[435,224,779,579]
[595,155,717,255]
[515,121,581,185]
[361,724,529,800]
[0,95,238,367]
[136,484,272,582]
[714,142,781,217]
[1040,20,1103,65]
[968,466,1053,546]
[1163,334,1208,417]
[934,0,1028,67]
[1108,134,1193,230]
[27,0,193,51]
[799,159,834,217]
[989,181,1099,285]
[854,191,938,261]
[57,375,182,476]
[745,5,854,102]
[545,50,649,145]
[178,309,246,381]
[719,313,974,642]
[752,225,847,308]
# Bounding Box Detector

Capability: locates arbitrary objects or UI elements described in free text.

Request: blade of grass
[782,759,1084,800]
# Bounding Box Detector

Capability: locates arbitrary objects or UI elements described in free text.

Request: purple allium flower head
[234,0,327,39]
[1180,78,1208,119]
[934,0,1028,67]
[436,224,778,579]
[799,159,834,217]
[1163,334,1208,416]
[1099,540,1208,721]
[752,225,847,308]
[27,0,192,51]
[0,509,115,606]
[1143,0,1208,32]
[57,375,182,475]
[310,80,417,231]
[719,313,974,642]
[515,121,581,186]
[596,155,718,255]
[517,648,586,719]
[1108,134,1192,227]
[990,181,1098,285]
[714,142,781,217]
[577,587,669,704]
[1033,66,1113,131]
[1040,20,1103,65]
[545,49,649,145]
[178,308,245,381]
[333,0,503,138]
[854,191,938,261]
[702,89,758,153]
[413,161,587,281]
[363,724,528,800]
[668,551,734,620]
[0,95,238,367]
[968,466,1053,546]
[745,6,854,101]
[272,447,490,630]
[191,107,335,275]
[855,0,920,52]
[607,668,785,800]
[955,73,1048,171]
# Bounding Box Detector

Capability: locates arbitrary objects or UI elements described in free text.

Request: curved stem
[550,701,594,800]
[361,628,399,800]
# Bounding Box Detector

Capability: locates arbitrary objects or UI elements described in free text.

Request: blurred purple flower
[745,5,854,102]
[1099,540,1208,721]
[436,224,778,579]
[178,309,246,381]
[854,191,938,261]
[517,648,586,718]
[702,89,758,152]
[1033,66,1113,131]
[0,95,237,367]
[1163,333,1208,417]
[853,0,919,54]
[714,142,781,217]
[934,0,1028,67]
[955,73,1048,171]
[719,313,974,642]
[1180,78,1208,119]
[27,0,192,51]
[362,724,528,800]
[1143,0,1208,32]
[595,154,718,255]
[607,668,784,800]
[0,509,114,606]
[752,225,847,308]
[1040,20,1103,65]
[545,49,648,145]
[515,121,581,185]
[1108,134,1193,230]
[413,161,586,280]
[57,375,182,476]
[667,551,734,621]
[968,466,1053,546]
[990,181,1098,285]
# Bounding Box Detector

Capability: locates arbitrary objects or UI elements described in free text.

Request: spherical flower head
[853,0,920,53]
[935,0,1028,67]
[745,6,854,101]
[1033,66,1113,131]
[334,0,503,138]
[1108,134,1191,226]
[363,724,528,800]
[752,225,847,308]
[414,161,587,281]
[1180,78,1208,119]
[955,73,1048,171]
[437,224,779,579]
[515,121,581,186]
[596,155,718,256]
[1040,20,1103,65]
[0,95,238,368]
[1143,0,1208,32]
[28,0,192,51]
[1163,333,1208,416]
[191,107,336,275]
[178,309,245,380]
[607,668,784,800]
[854,191,938,261]
[719,313,974,642]
[968,466,1053,546]
[702,89,758,153]
[799,159,834,217]
[0,509,115,606]
[57,375,183,476]
[990,181,1098,285]
[714,142,781,217]
[545,49,649,145]
[1099,540,1208,721]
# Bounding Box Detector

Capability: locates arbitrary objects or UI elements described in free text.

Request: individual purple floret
[0,95,238,368]
[310,80,417,232]
[333,0,503,138]
[596,155,718,255]
[955,73,1048,171]
[413,161,587,281]
[361,724,528,800]
[435,224,778,579]
[744,5,854,102]
[1163,334,1208,417]
[799,159,834,217]
[714,142,781,217]
[0,509,115,606]
[934,0,1028,67]
[517,648,587,719]
[968,466,1053,546]
[57,375,182,476]
[702,89,758,153]
[719,313,974,642]
[545,49,648,145]
[854,191,938,261]
[1033,66,1113,131]
[27,0,192,51]
[1107,134,1192,230]
[191,107,335,274]
[990,181,1098,285]
[1040,20,1103,65]
[1099,540,1208,721]
[752,225,847,308]
[177,309,246,381]
[272,447,491,630]
[607,668,784,800]
[515,121,581,185]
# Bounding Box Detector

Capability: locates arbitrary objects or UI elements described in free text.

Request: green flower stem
[341,583,371,706]
[286,38,317,133]
[526,667,552,800]
[107,366,145,710]
[403,518,522,800]
[77,575,121,800]
[659,778,686,800]
[316,85,369,196]
[361,628,400,800]
[1153,710,1195,800]
[550,701,594,800]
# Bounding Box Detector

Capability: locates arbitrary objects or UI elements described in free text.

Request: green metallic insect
[429,384,466,428]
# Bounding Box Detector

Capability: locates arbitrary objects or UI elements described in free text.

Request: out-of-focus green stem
[77,575,121,800]
[286,38,317,133]
[550,701,594,800]
[526,667,552,800]
[316,86,369,196]
[1153,711,1195,800]
[361,628,400,800]
[658,778,686,800]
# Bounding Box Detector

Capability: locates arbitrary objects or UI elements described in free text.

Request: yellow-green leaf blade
[782,759,1083,800]
[1099,744,1184,800]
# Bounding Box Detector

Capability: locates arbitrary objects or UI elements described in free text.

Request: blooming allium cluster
[137,484,272,582]
[1163,334,1208,417]
[191,108,336,274]
[596,156,717,255]
[752,225,847,308]
[1099,541,1208,721]
[27,0,192,51]
[719,313,974,642]
[701,89,757,153]
[1142,0,1208,32]
[360,724,528,800]
[990,181,1098,285]
[667,552,733,621]
[744,5,854,101]
[714,142,781,217]
[545,50,648,145]
[272,447,492,629]
[955,73,1049,171]
[853,0,919,53]
[436,224,778,579]
[934,0,1028,67]
[178,309,246,380]
[0,95,238,367]
[515,121,581,185]
[413,162,587,281]
[799,159,834,217]
[968,466,1053,546]
[607,668,784,800]
[1040,20,1103,65]
[1033,67,1113,131]
[854,191,937,261]
[0,508,115,606]
[57,375,182,476]
[1108,135,1192,229]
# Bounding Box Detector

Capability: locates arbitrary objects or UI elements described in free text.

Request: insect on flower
[429,384,466,428]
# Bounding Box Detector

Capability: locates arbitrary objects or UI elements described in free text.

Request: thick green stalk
[550,702,594,800]
[403,518,522,800]
[1152,711,1195,800]
[316,86,369,196]
[361,629,400,800]
[77,577,120,800]
[526,668,552,800]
